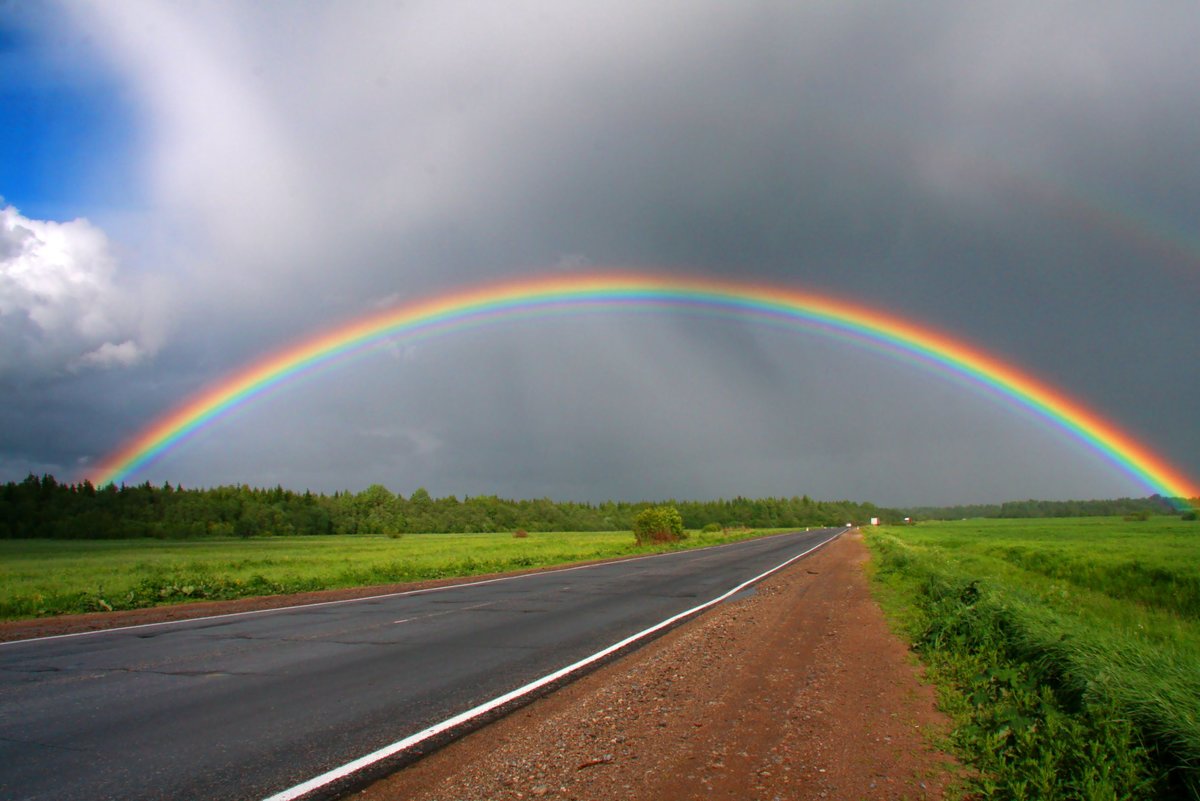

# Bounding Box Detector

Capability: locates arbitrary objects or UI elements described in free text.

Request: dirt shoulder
[360,530,960,800]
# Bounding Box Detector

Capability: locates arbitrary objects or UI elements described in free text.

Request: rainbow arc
[88,273,1198,504]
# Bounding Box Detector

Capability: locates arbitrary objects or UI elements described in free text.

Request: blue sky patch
[0,10,142,220]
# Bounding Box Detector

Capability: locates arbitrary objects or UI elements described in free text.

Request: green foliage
[5,475,1179,541]
[632,505,686,544]
[0,474,881,539]
[700,522,722,533]
[866,518,1200,799]
[897,495,1189,521]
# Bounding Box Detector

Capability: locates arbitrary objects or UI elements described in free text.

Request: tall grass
[866,518,1200,800]
[0,527,780,620]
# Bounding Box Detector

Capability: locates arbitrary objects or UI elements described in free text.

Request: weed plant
[866,518,1200,800]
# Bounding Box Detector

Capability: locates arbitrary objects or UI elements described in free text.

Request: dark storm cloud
[3,1,1196,504]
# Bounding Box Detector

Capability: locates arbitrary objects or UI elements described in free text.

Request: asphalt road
[0,528,840,801]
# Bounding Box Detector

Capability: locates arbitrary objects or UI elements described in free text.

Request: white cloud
[74,339,145,369]
[0,205,161,375]
[66,2,781,298]
[70,1,317,290]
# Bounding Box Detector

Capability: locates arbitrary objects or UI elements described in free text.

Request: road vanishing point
[0,528,841,801]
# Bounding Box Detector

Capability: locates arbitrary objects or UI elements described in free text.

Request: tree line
[4,474,1189,539]
[896,495,1194,520]
[0,474,884,539]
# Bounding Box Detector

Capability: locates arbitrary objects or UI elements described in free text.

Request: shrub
[512,529,529,538]
[701,522,722,533]
[632,505,686,544]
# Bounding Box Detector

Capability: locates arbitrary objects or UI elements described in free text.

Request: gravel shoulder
[359,530,961,800]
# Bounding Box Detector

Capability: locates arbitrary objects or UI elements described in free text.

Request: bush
[512,529,529,538]
[632,506,686,544]
[701,522,722,533]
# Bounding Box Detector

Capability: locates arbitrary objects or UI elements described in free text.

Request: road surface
[0,528,839,801]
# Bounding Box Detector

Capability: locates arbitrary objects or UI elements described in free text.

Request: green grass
[865,517,1200,800]
[0,527,786,620]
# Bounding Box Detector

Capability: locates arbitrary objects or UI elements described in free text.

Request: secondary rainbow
[88,272,1198,502]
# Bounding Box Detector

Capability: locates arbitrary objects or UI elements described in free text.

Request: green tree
[632,505,686,544]
[355,484,403,535]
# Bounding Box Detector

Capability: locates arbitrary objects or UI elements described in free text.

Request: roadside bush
[632,506,686,544]
[701,522,722,533]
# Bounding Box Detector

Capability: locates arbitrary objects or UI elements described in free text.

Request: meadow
[0,527,778,620]
[865,516,1200,801]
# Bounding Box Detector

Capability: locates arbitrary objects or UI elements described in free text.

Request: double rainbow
[88,272,1198,502]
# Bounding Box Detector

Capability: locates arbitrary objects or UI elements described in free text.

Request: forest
[0,474,883,539]
[2,474,1189,540]
[895,495,1193,520]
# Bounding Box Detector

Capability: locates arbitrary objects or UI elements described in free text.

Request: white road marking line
[1,529,810,647]
[259,530,840,801]
[393,601,495,624]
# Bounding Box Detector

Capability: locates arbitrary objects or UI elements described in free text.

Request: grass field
[865,516,1200,801]
[0,527,784,620]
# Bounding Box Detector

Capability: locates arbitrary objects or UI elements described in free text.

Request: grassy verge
[865,517,1200,801]
[0,527,790,620]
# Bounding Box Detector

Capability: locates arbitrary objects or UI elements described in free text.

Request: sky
[1,1,1197,506]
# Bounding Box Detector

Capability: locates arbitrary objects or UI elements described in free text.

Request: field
[865,516,1200,800]
[0,527,780,621]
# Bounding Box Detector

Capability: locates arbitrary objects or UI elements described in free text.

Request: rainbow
[87,272,1198,502]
